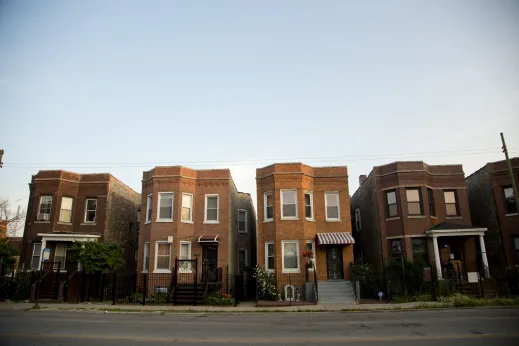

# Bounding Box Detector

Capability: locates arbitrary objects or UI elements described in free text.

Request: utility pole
[500,133,519,211]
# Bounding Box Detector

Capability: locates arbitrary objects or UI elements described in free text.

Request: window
[155,242,171,272]
[238,209,247,233]
[84,199,97,223]
[281,190,297,219]
[282,241,299,272]
[181,193,193,222]
[53,243,67,270]
[143,242,150,272]
[157,192,174,221]
[503,186,517,215]
[59,197,73,222]
[264,193,274,221]
[146,194,152,223]
[354,208,361,232]
[37,196,52,220]
[304,192,314,220]
[444,190,460,216]
[427,188,436,217]
[390,239,402,257]
[412,238,429,266]
[205,195,219,222]
[179,241,192,272]
[325,192,340,221]
[406,188,423,216]
[514,238,519,265]
[305,241,316,269]
[265,242,275,271]
[31,243,42,269]
[239,249,247,272]
[385,190,398,218]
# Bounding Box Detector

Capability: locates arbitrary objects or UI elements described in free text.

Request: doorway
[202,245,218,281]
[326,245,344,280]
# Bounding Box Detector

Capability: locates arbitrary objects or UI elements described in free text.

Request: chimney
[359,175,367,186]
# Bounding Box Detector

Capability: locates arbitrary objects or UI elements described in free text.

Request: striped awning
[198,234,219,243]
[317,232,355,245]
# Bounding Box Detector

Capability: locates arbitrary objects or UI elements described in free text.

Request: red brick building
[0,220,6,239]
[19,170,140,272]
[466,158,519,274]
[137,167,256,277]
[256,163,354,282]
[351,161,489,279]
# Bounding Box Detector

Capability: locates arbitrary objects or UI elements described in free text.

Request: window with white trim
[146,194,152,223]
[238,209,247,233]
[325,192,340,221]
[305,192,314,220]
[181,193,193,222]
[264,193,274,221]
[155,242,171,272]
[84,199,97,223]
[37,196,52,221]
[31,243,42,269]
[205,195,219,222]
[59,197,73,222]
[281,189,297,219]
[354,208,361,232]
[282,240,299,272]
[53,243,67,270]
[265,241,274,271]
[239,249,247,272]
[143,242,150,272]
[157,192,174,221]
[444,190,460,216]
[179,241,192,272]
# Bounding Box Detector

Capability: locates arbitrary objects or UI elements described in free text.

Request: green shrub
[351,263,374,280]
[391,296,411,303]
[415,293,433,302]
[253,265,277,301]
[435,280,451,298]
[204,295,234,306]
[151,292,168,304]
[116,292,143,304]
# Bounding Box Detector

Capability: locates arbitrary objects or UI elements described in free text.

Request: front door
[202,245,218,280]
[326,246,344,280]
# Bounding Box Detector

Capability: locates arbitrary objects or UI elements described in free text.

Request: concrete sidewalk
[0,300,433,313]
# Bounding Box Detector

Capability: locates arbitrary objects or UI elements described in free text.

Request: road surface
[0,307,518,345]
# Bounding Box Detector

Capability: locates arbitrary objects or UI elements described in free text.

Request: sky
[1,0,518,237]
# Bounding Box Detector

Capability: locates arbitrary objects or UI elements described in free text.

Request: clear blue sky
[1,0,518,235]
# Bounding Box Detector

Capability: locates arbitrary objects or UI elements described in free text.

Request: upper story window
[444,190,460,216]
[503,186,517,215]
[238,209,247,233]
[325,192,340,221]
[265,241,274,271]
[157,192,174,221]
[145,194,152,223]
[181,193,193,222]
[84,199,97,223]
[59,197,73,222]
[354,208,361,232]
[264,193,274,221]
[304,192,314,220]
[37,196,52,221]
[427,188,436,217]
[406,188,423,216]
[205,194,219,223]
[281,189,298,219]
[385,190,398,218]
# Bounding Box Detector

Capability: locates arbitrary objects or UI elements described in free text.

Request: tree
[0,237,19,275]
[0,198,26,237]
[67,241,124,274]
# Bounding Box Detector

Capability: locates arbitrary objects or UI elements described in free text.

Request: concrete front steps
[317,280,357,305]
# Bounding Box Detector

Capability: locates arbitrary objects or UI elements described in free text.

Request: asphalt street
[0,307,518,345]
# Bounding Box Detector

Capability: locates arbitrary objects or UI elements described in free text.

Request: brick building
[0,219,6,238]
[466,158,519,274]
[256,163,354,282]
[137,166,256,277]
[19,170,140,272]
[350,161,489,279]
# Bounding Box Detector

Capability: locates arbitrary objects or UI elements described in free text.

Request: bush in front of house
[204,295,234,306]
[253,265,277,301]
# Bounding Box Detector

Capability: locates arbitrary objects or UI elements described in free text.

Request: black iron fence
[0,271,41,301]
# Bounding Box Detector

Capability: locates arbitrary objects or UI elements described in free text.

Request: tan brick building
[351,161,490,279]
[137,167,256,277]
[20,170,140,272]
[256,163,354,282]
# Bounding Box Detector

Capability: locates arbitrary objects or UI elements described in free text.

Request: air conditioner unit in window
[38,213,50,221]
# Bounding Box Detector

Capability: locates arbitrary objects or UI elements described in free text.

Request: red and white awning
[317,232,355,245]
[197,234,219,243]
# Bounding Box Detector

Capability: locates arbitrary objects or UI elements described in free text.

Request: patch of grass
[415,302,451,309]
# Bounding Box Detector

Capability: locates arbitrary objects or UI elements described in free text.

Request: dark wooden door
[202,245,218,281]
[326,246,344,280]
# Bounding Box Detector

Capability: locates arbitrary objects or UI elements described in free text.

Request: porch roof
[425,222,486,237]
[197,234,219,243]
[37,233,100,242]
[317,232,355,245]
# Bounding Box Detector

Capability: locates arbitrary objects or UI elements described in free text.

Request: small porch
[426,223,489,280]
[316,232,355,281]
